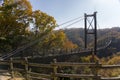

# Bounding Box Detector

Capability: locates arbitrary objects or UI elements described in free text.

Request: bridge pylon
[84,12,97,55]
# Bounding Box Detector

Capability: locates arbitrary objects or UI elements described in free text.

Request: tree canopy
[0,0,77,55]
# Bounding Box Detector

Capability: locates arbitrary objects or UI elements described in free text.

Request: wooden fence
[0,58,120,80]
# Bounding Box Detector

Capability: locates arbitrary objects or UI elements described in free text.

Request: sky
[29,0,120,29]
[0,0,2,5]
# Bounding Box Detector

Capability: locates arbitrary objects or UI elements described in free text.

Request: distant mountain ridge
[64,27,120,53]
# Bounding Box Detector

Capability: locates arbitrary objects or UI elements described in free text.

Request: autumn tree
[39,30,66,49]
[0,0,55,52]
[0,0,70,55]
[63,40,78,49]
[32,10,56,35]
[0,0,33,53]
[0,0,79,57]
[27,10,78,52]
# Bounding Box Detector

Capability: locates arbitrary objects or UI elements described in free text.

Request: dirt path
[0,75,10,80]
[0,73,24,80]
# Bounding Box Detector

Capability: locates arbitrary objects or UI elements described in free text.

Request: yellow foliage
[107,56,120,64]
[63,40,78,49]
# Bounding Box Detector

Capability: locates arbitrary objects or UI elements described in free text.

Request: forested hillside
[64,27,120,54]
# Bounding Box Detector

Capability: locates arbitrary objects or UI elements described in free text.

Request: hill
[64,27,120,55]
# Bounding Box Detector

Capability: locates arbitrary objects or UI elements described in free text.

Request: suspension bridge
[0,12,119,80]
[0,12,112,60]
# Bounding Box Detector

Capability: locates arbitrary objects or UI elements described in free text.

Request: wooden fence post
[24,57,29,80]
[52,59,57,80]
[94,60,100,80]
[10,58,14,79]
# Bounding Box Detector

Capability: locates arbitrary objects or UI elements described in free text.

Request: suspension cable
[62,18,84,29]
[58,16,83,27]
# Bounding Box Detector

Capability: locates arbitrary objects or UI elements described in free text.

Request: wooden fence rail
[0,58,120,80]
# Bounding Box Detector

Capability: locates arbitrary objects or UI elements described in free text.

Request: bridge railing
[29,48,93,58]
[0,58,120,80]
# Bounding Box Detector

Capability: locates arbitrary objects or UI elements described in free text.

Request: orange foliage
[63,40,78,49]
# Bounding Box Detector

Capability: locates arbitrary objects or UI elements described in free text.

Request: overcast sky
[29,0,120,29]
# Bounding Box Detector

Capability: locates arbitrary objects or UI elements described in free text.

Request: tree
[0,0,33,53]
[0,0,77,56]
[41,30,66,49]
[32,10,56,36]
[0,0,63,55]
[0,0,32,36]
[63,40,78,49]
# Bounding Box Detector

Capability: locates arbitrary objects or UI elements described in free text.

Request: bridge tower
[84,12,97,55]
